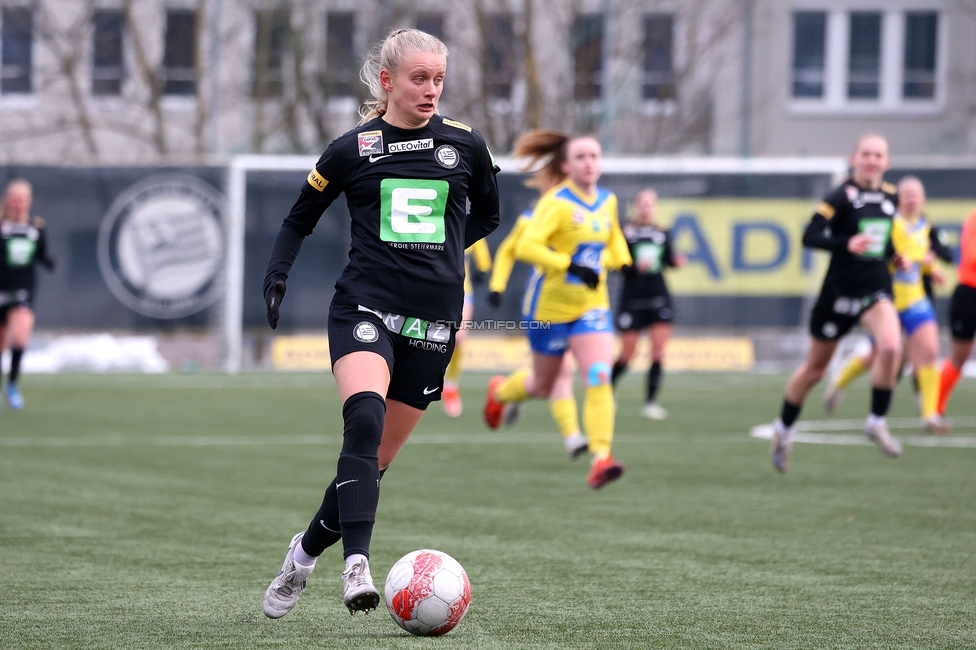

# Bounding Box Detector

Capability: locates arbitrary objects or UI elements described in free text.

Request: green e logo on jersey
[380,179,449,243]
[6,238,36,267]
[858,218,892,258]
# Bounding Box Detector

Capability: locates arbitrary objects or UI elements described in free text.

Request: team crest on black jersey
[435,145,459,169]
[358,130,384,157]
[353,321,379,343]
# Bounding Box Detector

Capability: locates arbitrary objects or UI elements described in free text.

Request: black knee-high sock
[302,468,389,558]
[9,348,24,384]
[870,387,893,418]
[780,399,802,428]
[646,361,662,402]
[611,360,627,387]
[335,391,385,559]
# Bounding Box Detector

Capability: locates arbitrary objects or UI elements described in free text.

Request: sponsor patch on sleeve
[442,118,472,132]
[306,168,328,192]
[816,201,836,219]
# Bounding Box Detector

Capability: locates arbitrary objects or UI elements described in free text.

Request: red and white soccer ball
[384,549,471,636]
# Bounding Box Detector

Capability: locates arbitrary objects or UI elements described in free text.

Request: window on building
[323,12,355,96]
[847,12,881,99]
[483,13,515,99]
[253,9,289,98]
[642,14,675,101]
[163,9,196,95]
[903,11,937,99]
[1,6,32,94]
[791,11,826,98]
[416,12,445,41]
[572,14,603,101]
[93,10,124,96]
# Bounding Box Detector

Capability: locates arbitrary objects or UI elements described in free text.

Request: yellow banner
[653,198,974,296]
[269,335,755,372]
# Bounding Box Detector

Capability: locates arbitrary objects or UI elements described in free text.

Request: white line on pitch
[749,423,976,448]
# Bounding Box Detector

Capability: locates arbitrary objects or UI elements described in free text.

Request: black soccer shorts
[616,295,673,331]
[949,283,976,341]
[809,289,891,341]
[328,301,456,410]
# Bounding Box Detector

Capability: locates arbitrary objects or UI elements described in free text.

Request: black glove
[621,264,638,279]
[567,263,599,289]
[265,279,286,330]
[470,270,487,286]
[488,291,503,308]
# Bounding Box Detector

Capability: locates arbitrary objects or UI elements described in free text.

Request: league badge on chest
[359,130,384,157]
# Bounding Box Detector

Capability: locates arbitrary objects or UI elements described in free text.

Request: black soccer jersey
[803,179,898,297]
[0,217,53,294]
[266,115,500,323]
[619,223,675,306]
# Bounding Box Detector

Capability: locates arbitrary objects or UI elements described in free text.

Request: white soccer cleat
[864,420,903,458]
[342,557,380,614]
[642,401,668,420]
[823,383,845,415]
[563,433,589,460]
[770,420,793,473]
[922,414,950,436]
[502,402,523,427]
[263,532,315,619]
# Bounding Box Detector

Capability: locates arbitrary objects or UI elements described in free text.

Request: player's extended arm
[801,214,852,252]
[928,226,954,264]
[515,201,571,272]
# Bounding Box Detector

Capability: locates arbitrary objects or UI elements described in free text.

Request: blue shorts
[527,308,613,356]
[899,298,936,336]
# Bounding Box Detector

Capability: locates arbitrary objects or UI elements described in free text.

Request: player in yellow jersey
[486,155,587,459]
[825,176,948,433]
[482,131,632,489]
[441,238,492,417]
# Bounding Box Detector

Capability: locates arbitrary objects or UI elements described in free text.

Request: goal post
[221,154,848,374]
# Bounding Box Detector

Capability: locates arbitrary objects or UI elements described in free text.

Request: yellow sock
[445,343,463,383]
[549,397,581,440]
[583,384,614,460]
[835,355,869,390]
[916,364,939,419]
[496,368,531,403]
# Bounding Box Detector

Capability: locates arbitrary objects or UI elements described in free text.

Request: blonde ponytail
[512,130,571,191]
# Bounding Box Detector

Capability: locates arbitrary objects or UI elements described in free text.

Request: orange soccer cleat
[442,383,462,418]
[587,456,625,490]
[483,375,506,429]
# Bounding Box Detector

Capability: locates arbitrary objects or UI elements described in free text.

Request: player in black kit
[260,29,499,619]
[610,189,685,419]
[770,134,904,472]
[0,179,54,413]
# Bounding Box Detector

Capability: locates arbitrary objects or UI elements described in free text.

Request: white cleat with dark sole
[864,420,903,458]
[823,383,844,415]
[564,433,589,460]
[263,532,315,619]
[342,558,380,615]
[770,420,793,473]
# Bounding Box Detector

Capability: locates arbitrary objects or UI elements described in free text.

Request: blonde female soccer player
[261,28,499,618]
[482,131,631,488]
[770,133,904,472]
[824,176,949,433]
[0,179,55,412]
[610,188,686,420]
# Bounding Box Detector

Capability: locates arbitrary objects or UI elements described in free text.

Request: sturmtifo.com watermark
[434,320,551,331]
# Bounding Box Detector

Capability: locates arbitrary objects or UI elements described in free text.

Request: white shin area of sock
[293,543,317,568]
[345,553,367,570]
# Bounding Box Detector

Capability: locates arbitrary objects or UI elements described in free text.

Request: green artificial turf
[0,371,974,649]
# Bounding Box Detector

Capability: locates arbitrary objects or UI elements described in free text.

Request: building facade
[0,0,973,164]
